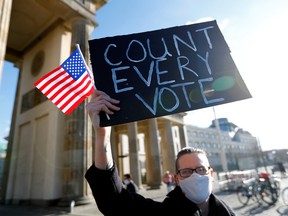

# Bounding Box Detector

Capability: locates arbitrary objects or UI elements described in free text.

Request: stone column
[117,134,124,177]
[145,119,162,188]
[160,121,177,173]
[127,122,141,187]
[0,0,12,84]
[110,127,119,166]
[178,124,188,149]
[61,17,93,205]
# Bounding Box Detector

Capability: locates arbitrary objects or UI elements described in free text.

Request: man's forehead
[179,153,210,165]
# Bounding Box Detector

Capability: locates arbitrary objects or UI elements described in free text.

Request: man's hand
[86,89,120,128]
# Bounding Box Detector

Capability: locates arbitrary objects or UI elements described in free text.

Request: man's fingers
[102,99,120,110]
[88,90,120,115]
[92,90,119,104]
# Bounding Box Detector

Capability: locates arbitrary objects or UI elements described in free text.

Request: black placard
[89,20,251,126]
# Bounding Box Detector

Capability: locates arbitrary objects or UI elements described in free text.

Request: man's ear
[174,174,179,185]
[210,167,214,176]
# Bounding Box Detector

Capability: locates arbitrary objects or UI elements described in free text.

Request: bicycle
[258,173,280,205]
[237,175,280,206]
[282,186,288,205]
[236,177,262,205]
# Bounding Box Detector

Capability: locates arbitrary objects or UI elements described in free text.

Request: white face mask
[123,179,130,185]
[179,173,213,204]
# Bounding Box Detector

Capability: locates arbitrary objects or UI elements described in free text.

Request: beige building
[186,118,260,171]
[0,0,187,206]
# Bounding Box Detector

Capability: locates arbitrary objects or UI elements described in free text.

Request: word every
[103,25,224,115]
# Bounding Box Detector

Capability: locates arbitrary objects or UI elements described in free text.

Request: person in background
[163,170,174,192]
[277,162,286,177]
[123,173,138,193]
[85,90,236,216]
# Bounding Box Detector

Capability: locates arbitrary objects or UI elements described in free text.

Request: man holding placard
[85,20,246,215]
[85,89,236,215]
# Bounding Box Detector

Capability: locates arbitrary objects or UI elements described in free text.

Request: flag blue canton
[61,49,87,80]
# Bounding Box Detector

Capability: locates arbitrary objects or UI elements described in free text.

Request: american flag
[34,47,94,114]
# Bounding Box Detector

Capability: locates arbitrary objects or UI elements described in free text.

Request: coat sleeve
[85,163,163,215]
[85,163,124,215]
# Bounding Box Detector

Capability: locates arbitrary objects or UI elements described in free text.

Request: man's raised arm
[86,90,120,169]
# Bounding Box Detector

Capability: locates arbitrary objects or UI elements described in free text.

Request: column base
[57,196,92,207]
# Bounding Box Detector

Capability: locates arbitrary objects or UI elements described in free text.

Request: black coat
[126,181,138,193]
[85,164,236,216]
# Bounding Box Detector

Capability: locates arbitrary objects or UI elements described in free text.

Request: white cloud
[185,17,215,25]
[186,17,230,31]
[4,126,10,133]
[218,19,230,31]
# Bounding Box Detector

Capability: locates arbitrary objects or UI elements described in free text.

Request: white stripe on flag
[62,82,94,113]
[46,76,74,99]
[56,73,91,108]
[35,68,64,89]
[52,72,87,104]
[42,72,70,94]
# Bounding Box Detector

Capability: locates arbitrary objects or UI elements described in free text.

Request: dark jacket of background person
[123,174,138,193]
[85,164,236,216]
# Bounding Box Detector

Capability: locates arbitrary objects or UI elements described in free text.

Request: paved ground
[1,176,288,216]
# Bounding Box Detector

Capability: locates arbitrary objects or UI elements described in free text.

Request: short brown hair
[124,174,131,179]
[175,147,207,170]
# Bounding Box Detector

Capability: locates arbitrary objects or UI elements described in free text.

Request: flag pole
[76,44,110,121]
[76,44,94,84]
[212,106,228,172]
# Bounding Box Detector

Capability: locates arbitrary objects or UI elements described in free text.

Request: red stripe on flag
[45,74,72,98]
[61,82,94,114]
[53,73,90,106]
[58,78,93,108]
[64,87,94,114]
[34,66,64,90]
[49,76,76,102]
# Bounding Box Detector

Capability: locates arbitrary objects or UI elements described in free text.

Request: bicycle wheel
[260,185,278,205]
[237,186,250,205]
[282,187,288,205]
[253,184,263,203]
[274,180,281,197]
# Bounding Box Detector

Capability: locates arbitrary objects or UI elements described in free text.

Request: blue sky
[0,61,18,147]
[1,0,288,151]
